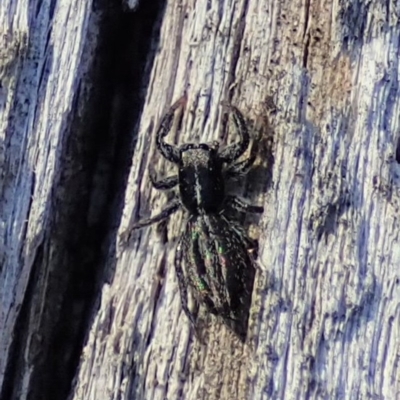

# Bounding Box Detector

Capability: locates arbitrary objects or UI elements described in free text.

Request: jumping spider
[124,95,263,341]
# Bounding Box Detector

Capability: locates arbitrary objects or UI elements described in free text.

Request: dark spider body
[125,95,263,341]
[179,144,225,214]
[176,214,257,340]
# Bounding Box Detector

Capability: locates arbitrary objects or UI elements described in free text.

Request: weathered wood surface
[0,0,99,396]
[74,0,400,399]
[1,0,400,399]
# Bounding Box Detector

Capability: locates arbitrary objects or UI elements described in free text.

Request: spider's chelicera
[125,95,263,341]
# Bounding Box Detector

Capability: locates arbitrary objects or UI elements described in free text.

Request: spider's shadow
[245,105,276,196]
[225,104,276,230]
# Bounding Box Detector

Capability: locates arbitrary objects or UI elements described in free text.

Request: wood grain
[1,0,400,399]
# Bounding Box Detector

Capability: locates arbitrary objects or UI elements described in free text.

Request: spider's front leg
[131,198,181,230]
[149,166,178,190]
[156,95,187,164]
[219,103,250,163]
[225,128,261,178]
[120,198,181,247]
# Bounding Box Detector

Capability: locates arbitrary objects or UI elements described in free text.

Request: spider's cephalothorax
[125,95,263,340]
[178,142,225,214]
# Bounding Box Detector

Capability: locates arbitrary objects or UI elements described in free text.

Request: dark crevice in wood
[102,1,167,272]
[396,136,400,164]
[63,0,167,397]
[302,33,310,69]
[0,243,44,400]
[1,1,166,400]
[302,0,310,69]
[302,0,310,39]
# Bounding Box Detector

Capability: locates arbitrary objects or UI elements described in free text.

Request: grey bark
[1,0,400,399]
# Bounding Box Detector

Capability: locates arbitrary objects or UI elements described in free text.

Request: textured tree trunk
[1,0,399,400]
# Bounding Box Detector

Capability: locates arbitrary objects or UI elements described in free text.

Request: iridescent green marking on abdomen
[196,277,208,294]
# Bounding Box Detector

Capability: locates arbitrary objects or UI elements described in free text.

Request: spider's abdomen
[181,214,256,341]
[179,148,225,214]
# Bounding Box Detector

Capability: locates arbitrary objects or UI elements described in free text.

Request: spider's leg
[225,130,260,178]
[225,154,256,178]
[219,103,250,163]
[174,235,197,326]
[156,95,186,164]
[220,215,259,253]
[120,199,180,246]
[149,168,178,190]
[225,195,264,214]
[131,198,181,230]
